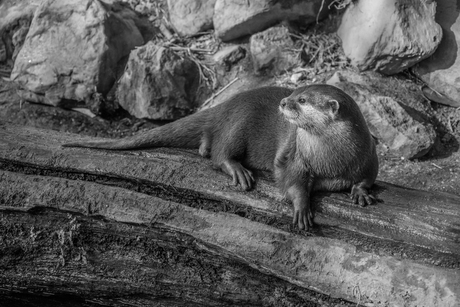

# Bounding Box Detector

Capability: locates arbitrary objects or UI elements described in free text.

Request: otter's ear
[327,99,340,116]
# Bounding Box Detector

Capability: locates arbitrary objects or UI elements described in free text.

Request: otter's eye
[298,97,306,104]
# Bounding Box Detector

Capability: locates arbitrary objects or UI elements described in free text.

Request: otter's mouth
[279,107,299,123]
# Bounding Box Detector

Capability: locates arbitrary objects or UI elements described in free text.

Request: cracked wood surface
[0,123,459,306]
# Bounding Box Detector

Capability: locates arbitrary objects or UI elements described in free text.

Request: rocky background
[0,0,460,195]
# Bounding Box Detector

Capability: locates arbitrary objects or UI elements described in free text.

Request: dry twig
[202,77,239,108]
[328,0,353,10]
[290,32,350,80]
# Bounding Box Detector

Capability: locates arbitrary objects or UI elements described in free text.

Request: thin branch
[202,77,239,108]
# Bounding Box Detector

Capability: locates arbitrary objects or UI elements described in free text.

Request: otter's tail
[62,108,211,150]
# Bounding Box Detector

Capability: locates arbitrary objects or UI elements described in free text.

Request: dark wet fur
[63,85,378,230]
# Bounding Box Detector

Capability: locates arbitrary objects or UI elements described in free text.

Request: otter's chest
[297,133,359,178]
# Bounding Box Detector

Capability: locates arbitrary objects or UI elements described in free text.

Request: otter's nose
[280,98,288,108]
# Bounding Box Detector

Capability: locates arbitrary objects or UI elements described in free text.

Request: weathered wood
[0,123,459,256]
[1,169,459,306]
[0,123,459,306]
[1,202,338,307]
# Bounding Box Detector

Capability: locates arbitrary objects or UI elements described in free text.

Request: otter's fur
[63,85,378,229]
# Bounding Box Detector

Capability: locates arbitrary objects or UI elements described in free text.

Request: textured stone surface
[0,0,41,64]
[327,71,437,159]
[0,0,41,30]
[412,0,460,107]
[250,26,300,75]
[338,0,442,75]
[10,0,144,107]
[214,0,333,42]
[167,0,217,37]
[116,42,202,120]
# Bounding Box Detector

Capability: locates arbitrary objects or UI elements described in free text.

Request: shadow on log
[0,123,459,306]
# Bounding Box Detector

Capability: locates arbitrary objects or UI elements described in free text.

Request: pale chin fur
[279,107,299,124]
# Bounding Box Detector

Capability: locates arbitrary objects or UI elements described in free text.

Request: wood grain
[1,123,459,306]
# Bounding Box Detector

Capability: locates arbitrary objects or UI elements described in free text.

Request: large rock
[0,0,41,65]
[337,0,442,75]
[167,0,217,37]
[10,0,144,108]
[214,0,333,42]
[327,71,437,159]
[116,42,204,120]
[412,0,460,107]
[250,26,300,75]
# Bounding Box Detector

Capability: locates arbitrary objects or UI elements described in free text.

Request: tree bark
[0,123,459,307]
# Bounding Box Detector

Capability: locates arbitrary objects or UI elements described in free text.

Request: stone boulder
[337,0,442,75]
[10,0,145,108]
[250,26,300,75]
[0,0,41,65]
[167,0,217,37]
[116,42,204,120]
[327,71,437,159]
[412,0,460,107]
[214,0,333,42]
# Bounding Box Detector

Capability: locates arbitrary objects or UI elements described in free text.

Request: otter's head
[279,85,341,133]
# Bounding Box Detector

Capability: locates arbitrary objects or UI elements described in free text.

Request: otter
[63,84,378,230]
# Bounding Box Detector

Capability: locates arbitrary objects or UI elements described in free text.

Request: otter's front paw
[293,204,313,230]
[221,160,254,191]
[351,185,375,207]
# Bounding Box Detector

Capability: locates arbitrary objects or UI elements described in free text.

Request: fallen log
[0,123,459,306]
[0,180,336,307]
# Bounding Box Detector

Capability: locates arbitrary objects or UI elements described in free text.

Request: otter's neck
[296,122,354,150]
